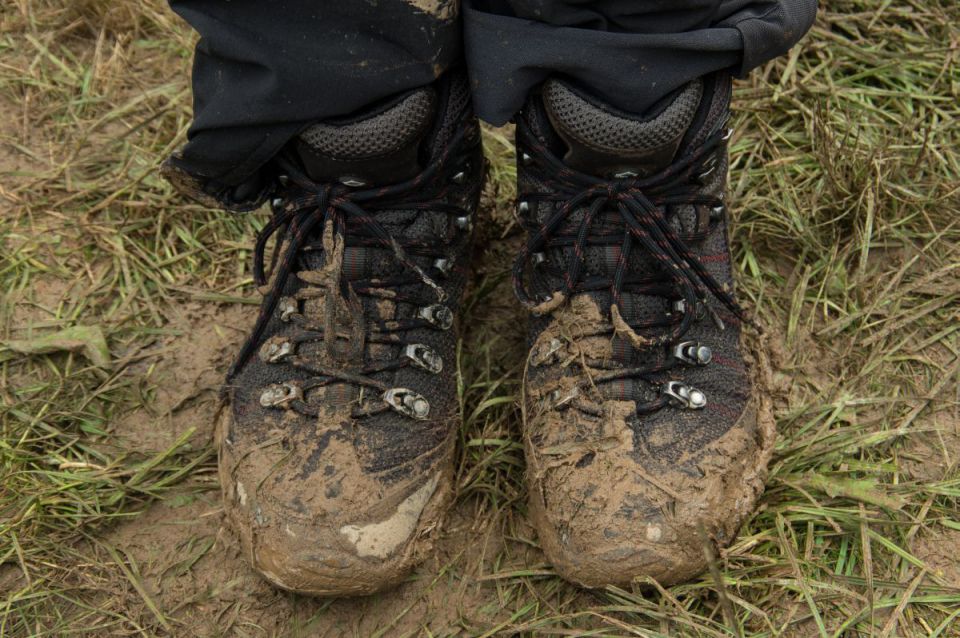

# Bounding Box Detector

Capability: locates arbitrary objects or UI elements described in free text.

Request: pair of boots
[187,71,773,595]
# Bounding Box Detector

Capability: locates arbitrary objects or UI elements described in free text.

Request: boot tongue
[294,87,436,186]
[542,80,703,178]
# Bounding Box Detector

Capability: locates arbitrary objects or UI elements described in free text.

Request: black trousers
[169,0,816,194]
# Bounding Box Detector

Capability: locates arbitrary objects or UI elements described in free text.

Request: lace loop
[514,116,746,415]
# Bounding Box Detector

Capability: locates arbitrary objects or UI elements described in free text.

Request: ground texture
[1,1,959,636]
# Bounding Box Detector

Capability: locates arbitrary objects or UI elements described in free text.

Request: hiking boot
[513,73,774,588]
[208,73,483,596]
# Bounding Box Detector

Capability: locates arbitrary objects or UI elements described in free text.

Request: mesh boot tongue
[295,87,436,185]
[542,80,702,177]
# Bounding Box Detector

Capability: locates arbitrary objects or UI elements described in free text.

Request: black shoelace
[513,116,746,414]
[230,126,470,420]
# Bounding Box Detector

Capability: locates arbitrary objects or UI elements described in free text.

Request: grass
[1,0,958,635]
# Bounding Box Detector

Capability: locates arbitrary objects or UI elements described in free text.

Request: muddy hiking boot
[212,73,483,596]
[513,72,775,588]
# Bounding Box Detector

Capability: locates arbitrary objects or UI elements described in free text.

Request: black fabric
[169,0,462,190]
[464,0,817,124]
[168,0,816,202]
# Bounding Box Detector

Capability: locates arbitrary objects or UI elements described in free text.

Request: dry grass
[1,0,959,636]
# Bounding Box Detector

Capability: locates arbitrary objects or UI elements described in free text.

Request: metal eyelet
[433,258,453,276]
[260,382,303,408]
[613,170,638,179]
[671,299,707,320]
[710,205,725,221]
[451,170,467,185]
[520,152,533,165]
[531,252,546,266]
[278,297,298,322]
[259,337,293,363]
[662,381,707,409]
[454,215,473,231]
[403,343,443,374]
[271,197,284,209]
[383,388,431,420]
[518,201,530,214]
[673,341,713,366]
[722,127,734,141]
[339,176,368,188]
[417,304,453,330]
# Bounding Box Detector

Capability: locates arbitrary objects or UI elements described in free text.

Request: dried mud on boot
[522,301,776,587]
[210,72,485,596]
[216,398,458,596]
[511,71,777,588]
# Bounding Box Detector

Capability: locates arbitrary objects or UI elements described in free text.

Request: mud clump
[522,296,776,587]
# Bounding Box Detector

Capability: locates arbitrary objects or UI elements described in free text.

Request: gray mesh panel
[299,88,436,159]
[544,79,702,154]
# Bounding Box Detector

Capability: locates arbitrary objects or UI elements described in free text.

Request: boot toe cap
[218,409,451,596]
[226,469,448,596]
[526,400,772,588]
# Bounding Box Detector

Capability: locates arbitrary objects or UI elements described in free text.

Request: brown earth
[84,217,542,636]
